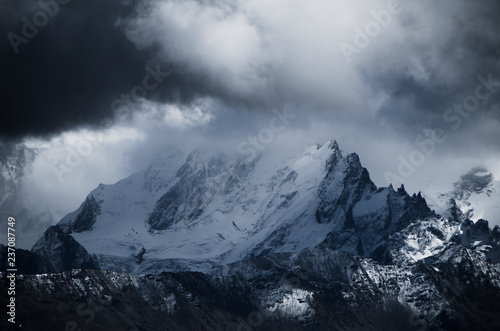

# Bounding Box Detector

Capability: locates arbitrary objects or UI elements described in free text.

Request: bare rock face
[31,225,97,273]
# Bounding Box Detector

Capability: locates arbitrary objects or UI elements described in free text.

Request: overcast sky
[1,0,500,229]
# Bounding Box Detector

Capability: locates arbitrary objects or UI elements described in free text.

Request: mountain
[34,141,442,272]
[428,167,500,226]
[2,140,500,330]
[0,143,55,248]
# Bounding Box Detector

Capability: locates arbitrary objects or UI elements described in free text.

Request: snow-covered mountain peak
[453,166,495,199]
[431,166,500,226]
[29,140,499,274]
[42,141,358,268]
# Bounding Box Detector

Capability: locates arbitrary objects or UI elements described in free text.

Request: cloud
[0,0,211,141]
[120,0,500,140]
[3,0,499,145]
[123,0,371,110]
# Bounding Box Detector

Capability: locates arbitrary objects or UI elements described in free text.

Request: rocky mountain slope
[1,141,499,330]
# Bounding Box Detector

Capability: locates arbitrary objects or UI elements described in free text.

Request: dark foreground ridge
[1,247,500,330]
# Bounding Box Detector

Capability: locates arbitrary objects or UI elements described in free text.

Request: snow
[394,217,463,263]
[266,289,314,320]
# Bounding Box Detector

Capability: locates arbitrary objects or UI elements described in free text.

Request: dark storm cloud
[0,0,144,140]
[0,0,220,141]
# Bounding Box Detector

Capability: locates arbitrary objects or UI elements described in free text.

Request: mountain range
[1,140,499,330]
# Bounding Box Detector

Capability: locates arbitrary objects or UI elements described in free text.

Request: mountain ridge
[2,140,499,330]
[26,140,500,273]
